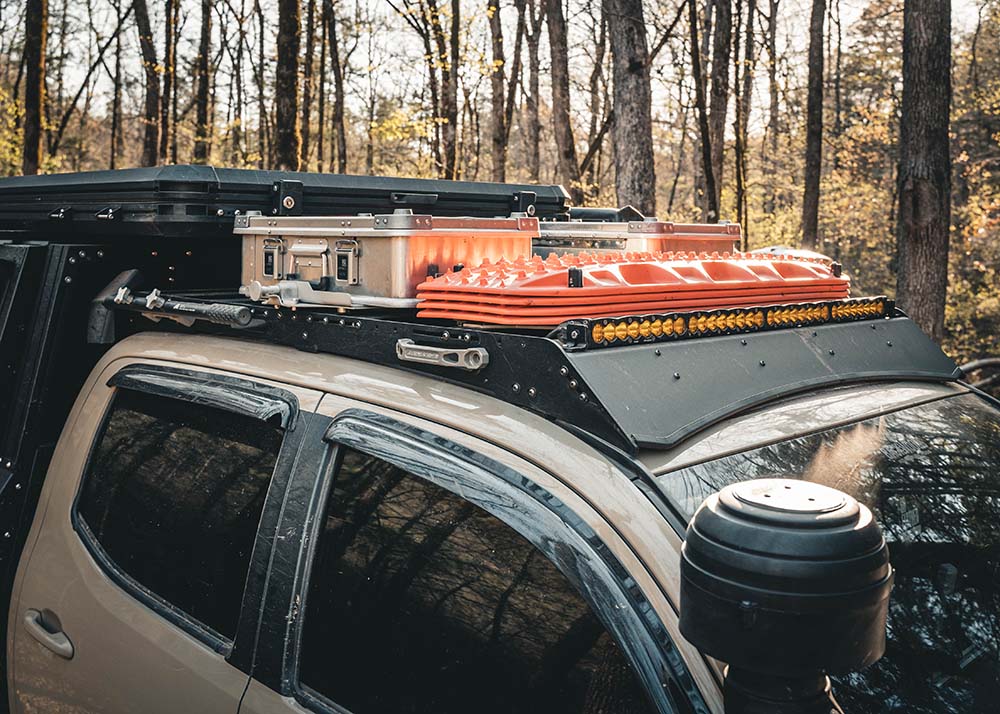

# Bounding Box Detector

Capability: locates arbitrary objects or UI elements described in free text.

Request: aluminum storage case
[625,221,742,253]
[236,211,538,307]
[535,220,742,258]
[534,222,630,258]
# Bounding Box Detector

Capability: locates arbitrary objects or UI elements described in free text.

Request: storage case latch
[334,240,360,286]
[262,237,285,279]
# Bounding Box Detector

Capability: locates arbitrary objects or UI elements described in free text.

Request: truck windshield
[656,392,1000,713]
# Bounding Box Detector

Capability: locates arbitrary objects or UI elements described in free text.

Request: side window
[299,448,656,714]
[76,388,283,641]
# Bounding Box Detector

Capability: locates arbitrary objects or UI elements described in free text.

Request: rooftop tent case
[0,165,571,239]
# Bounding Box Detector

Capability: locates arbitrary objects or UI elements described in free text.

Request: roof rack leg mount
[680,479,893,714]
[88,269,143,344]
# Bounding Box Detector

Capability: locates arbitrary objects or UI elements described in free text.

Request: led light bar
[558,296,893,350]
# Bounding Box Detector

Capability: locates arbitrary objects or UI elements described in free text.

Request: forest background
[3,0,998,372]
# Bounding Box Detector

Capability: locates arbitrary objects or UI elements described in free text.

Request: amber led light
[585,297,890,348]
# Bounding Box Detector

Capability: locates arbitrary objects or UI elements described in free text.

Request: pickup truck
[1,166,997,714]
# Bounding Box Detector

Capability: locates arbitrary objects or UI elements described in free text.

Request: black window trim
[264,408,711,714]
[70,364,304,662]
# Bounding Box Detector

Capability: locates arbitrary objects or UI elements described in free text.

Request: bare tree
[160,0,176,161]
[488,0,506,181]
[896,0,951,342]
[487,0,525,181]
[523,0,544,182]
[229,0,248,164]
[584,5,606,196]
[801,0,825,247]
[275,0,301,170]
[707,0,731,211]
[763,0,780,212]
[300,0,316,168]
[317,0,327,170]
[604,0,655,215]
[326,0,346,172]
[546,0,583,202]
[22,0,46,175]
[193,0,213,161]
[733,0,755,245]
[441,0,461,178]
[254,0,270,166]
[133,0,161,166]
[170,0,180,162]
[49,7,133,157]
[688,0,717,220]
[109,0,123,169]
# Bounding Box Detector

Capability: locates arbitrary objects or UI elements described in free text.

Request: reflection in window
[658,393,1000,713]
[299,448,655,714]
[77,389,283,640]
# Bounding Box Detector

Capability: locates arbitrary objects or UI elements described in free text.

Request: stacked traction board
[416,251,850,326]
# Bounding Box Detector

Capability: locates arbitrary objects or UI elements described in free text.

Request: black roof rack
[92,274,961,455]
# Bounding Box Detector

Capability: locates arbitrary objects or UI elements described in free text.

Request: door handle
[24,609,74,660]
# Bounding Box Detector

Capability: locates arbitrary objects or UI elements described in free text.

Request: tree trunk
[232,0,247,163]
[22,0,46,175]
[707,0,732,212]
[443,0,461,178]
[322,0,346,172]
[427,0,460,179]
[317,0,327,170]
[585,9,606,197]
[766,0,779,154]
[763,0,779,213]
[734,0,755,247]
[109,1,122,170]
[300,0,315,168]
[402,0,443,174]
[331,12,346,173]
[546,0,583,203]
[254,0,268,167]
[170,0,180,163]
[896,0,951,342]
[832,0,842,136]
[504,1,526,146]
[193,0,213,162]
[604,0,656,215]
[801,0,825,248]
[133,0,161,167]
[524,0,543,182]
[488,0,506,181]
[160,0,174,161]
[688,0,717,220]
[275,0,302,170]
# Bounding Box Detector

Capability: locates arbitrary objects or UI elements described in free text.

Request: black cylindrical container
[679,478,893,713]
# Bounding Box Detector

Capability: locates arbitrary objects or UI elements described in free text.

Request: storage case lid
[537,219,742,241]
[0,165,570,238]
[232,211,541,236]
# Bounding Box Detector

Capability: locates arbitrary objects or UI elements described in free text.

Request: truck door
[238,398,710,714]
[7,359,322,714]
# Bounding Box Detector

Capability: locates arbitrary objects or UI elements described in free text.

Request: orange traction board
[416,252,850,326]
